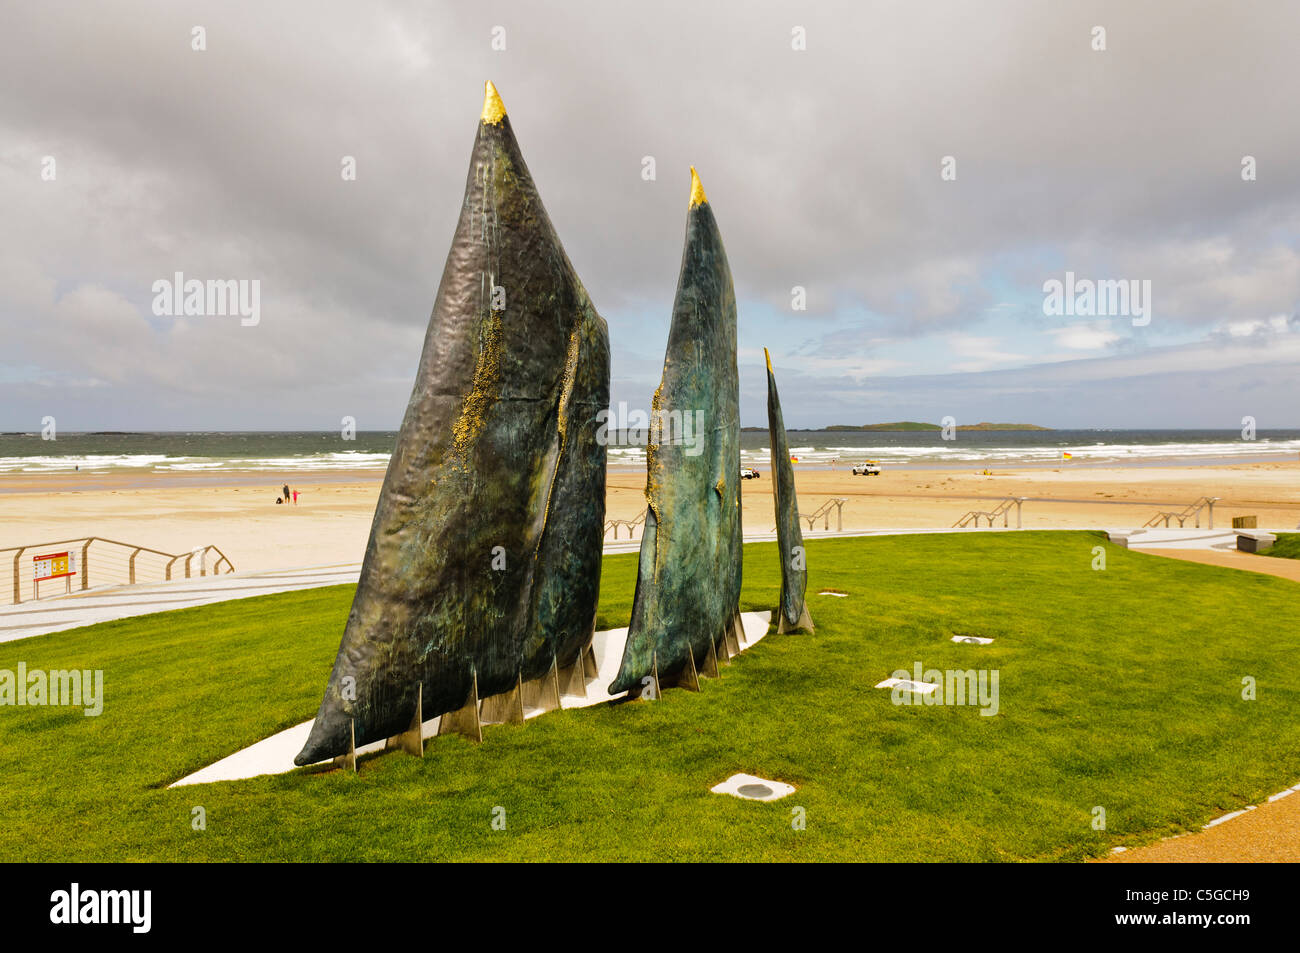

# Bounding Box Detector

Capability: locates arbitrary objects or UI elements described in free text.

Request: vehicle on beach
[851,461,881,476]
[740,467,761,479]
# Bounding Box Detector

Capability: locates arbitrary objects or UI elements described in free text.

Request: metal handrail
[783,497,847,533]
[953,497,1028,528]
[1142,496,1219,529]
[0,536,236,605]
[604,510,647,540]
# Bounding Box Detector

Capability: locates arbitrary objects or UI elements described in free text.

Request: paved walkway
[0,527,1026,643]
[1120,527,1239,551]
[1140,547,1300,582]
[1102,784,1300,862]
[0,563,363,643]
[2,526,1259,644]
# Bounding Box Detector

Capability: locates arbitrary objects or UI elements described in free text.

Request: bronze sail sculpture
[765,348,813,633]
[608,169,744,696]
[296,82,610,765]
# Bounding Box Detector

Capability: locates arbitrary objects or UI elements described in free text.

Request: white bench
[1236,530,1276,553]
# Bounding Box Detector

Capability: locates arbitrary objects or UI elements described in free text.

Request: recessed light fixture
[874,677,938,696]
[711,773,796,801]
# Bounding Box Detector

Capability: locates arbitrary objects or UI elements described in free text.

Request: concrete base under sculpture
[171,612,773,787]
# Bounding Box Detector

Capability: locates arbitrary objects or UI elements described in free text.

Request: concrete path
[0,527,1008,643]
[171,610,775,786]
[1139,548,1300,583]
[0,563,363,644]
[1,526,1253,644]
[1118,527,1239,550]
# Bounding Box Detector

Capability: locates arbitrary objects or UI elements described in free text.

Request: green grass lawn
[1263,533,1300,560]
[2,531,1298,862]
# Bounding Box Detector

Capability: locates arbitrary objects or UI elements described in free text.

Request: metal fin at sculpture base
[777,602,815,635]
[482,675,525,725]
[332,719,357,773]
[438,675,482,743]
[702,637,721,678]
[726,610,745,655]
[660,642,701,692]
[295,82,609,766]
[608,168,743,696]
[765,349,813,634]
[557,656,587,698]
[716,631,733,664]
[385,684,424,757]
[521,657,562,714]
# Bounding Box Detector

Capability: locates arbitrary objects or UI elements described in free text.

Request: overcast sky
[3,0,1299,431]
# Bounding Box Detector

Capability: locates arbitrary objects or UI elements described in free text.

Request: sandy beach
[3,461,1298,575]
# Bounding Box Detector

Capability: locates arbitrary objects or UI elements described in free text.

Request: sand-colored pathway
[1102,788,1300,862]
[1141,547,1300,583]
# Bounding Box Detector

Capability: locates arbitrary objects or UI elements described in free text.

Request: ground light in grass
[874,677,938,696]
[952,635,994,645]
[711,774,796,801]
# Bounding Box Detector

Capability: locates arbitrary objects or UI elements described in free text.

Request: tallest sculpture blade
[296,82,610,765]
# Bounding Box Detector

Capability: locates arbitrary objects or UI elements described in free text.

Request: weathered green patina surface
[296,84,609,764]
[765,349,813,633]
[608,170,742,694]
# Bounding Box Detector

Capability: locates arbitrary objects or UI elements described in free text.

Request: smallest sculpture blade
[765,348,813,633]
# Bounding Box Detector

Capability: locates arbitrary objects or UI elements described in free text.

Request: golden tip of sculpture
[481,81,506,124]
[764,347,773,372]
[689,166,708,208]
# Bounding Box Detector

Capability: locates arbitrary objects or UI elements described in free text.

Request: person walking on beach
[292,489,299,505]
[283,483,290,503]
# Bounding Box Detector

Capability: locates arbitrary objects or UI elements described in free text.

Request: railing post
[129,547,140,585]
[184,552,194,578]
[80,539,91,591]
[13,547,25,605]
